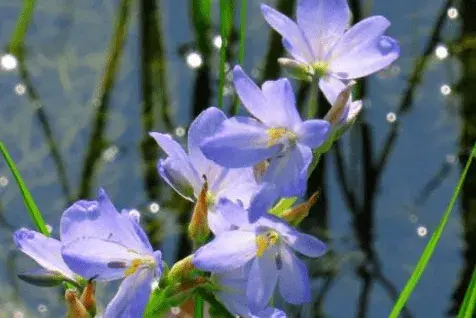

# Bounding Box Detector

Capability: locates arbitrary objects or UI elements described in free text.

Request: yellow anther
[124,258,155,276]
[255,231,280,257]
[266,128,296,147]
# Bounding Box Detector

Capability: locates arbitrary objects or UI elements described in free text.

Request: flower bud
[188,177,210,245]
[278,58,313,82]
[80,281,97,317]
[167,255,195,283]
[324,81,355,127]
[281,191,319,226]
[65,289,88,318]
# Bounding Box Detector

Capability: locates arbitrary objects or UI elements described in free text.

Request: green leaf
[458,265,476,318]
[0,142,49,235]
[389,143,476,317]
[269,197,297,217]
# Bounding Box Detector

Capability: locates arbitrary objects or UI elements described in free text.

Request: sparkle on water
[186,52,203,69]
[46,224,53,234]
[15,83,26,95]
[174,126,185,137]
[435,44,449,60]
[129,209,141,222]
[440,84,452,96]
[409,214,418,223]
[149,202,160,214]
[447,7,459,19]
[213,35,222,49]
[0,176,9,187]
[417,226,428,237]
[102,145,119,162]
[386,112,397,123]
[1,54,18,71]
[37,304,48,313]
[13,311,25,318]
[446,154,456,164]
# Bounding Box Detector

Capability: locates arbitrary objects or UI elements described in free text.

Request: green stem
[0,142,49,235]
[8,0,36,55]
[389,143,476,317]
[194,294,204,318]
[218,0,227,109]
[231,0,247,115]
[458,265,476,318]
[307,76,319,119]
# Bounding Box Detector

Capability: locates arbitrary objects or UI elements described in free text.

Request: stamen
[266,128,296,147]
[255,231,280,257]
[312,61,330,77]
[124,257,156,276]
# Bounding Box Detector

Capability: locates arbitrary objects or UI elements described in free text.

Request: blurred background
[0,0,473,317]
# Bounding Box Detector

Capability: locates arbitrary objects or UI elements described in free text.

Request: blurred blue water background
[0,0,470,317]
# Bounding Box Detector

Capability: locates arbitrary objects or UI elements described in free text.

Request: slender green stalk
[239,0,247,65]
[218,0,230,108]
[307,76,319,119]
[0,142,49,235]
[389,143,476,317]
[458,265,476,318]
[8,0,36,55]
[194,294,204,318]
[231,0,247,115]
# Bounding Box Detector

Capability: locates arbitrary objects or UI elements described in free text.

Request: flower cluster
[12,0,398,317]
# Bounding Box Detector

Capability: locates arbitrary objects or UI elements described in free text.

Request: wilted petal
[150,132,202,194]
[188,107,227,177]
[193,231,257,273]
[278,245,311,304]
[104,268,154,318]
[260,4,314,63]
[201,117,280,168]
[296,120,330,148]
[62,237,143,281]
[262,144,313,198]
[297,0,350,59]
[60,189,149,254]
[329,16,399,79]
[246,251,278,312]
[13,229,76,281]
[345,101,363,124]
[261,78,302,128]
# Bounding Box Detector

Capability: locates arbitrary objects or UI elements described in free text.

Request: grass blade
[458,265,476,318]
[218,0,233,108]
[0,142,49,235]
[389,143,476,317]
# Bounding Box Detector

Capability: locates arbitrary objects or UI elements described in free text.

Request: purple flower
[59,189,162,317]
[261,0,399,83]
[200,66,330,221]
[213,267,287,317]
[193,199,327,312]
[13,228,78,284]
[150,107,258,234]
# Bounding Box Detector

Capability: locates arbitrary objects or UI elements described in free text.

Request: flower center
[266,128,296,147]
[124,256,156,276]
[312,61,330,78]
[256,231,280,257]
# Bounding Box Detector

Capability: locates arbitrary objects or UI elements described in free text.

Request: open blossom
[200,66,330,221]
[60,189,162,317]
[13,228,78,285]
[150,107,257,234]
[193,199,327,312]
[261,0,399,85]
